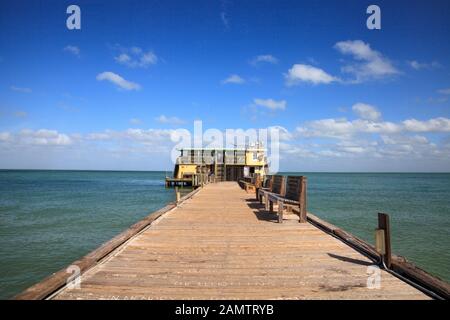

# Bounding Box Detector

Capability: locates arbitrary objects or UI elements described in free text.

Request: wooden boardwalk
[52,182,429,300]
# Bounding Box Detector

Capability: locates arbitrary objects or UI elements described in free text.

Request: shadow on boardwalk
[245,198,279,223]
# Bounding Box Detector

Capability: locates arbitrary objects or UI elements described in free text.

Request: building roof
[177,147,266,151]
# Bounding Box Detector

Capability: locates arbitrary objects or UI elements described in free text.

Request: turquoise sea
[0,170,449,299]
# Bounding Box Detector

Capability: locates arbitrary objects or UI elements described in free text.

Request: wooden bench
[239,175,261,193]
[267,176,307,223]
[258,175,286,212]
[256,175,272,201]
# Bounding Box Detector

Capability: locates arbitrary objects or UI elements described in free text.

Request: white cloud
[251,54,278,65]
[403,117,450,132]
[253,98,286,111]
[407,60,441,70]
[86,132,111,141]
[96,71,141,91]
[0,132,11,142]
[380,134,428,146]
[336,141,369,154]
[155,115,185,125]
[10,86,32,93]
[114,46,158,68]
[352,103,381,121]
[63,45,80,57]
[12,129,73,146]
[115,53,131,64]
[222,74,245,84]
[296,118,395,139]
[1,123,449,171]
[297,116,450,140]
[86,128,176,152]
[437,88,450,95]
[334,40,399,82]
[285,64,337,85]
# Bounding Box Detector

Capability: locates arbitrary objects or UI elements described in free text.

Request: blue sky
[0,0,449,171]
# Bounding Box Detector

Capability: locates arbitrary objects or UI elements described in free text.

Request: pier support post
[175,187,180,205]
[377,212,392,268]
[299,176,307,223]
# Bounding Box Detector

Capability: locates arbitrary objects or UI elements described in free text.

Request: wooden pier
[17,182,442,300]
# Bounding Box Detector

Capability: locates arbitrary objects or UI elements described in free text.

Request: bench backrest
[271,175,286,196]
[285,176,305,202]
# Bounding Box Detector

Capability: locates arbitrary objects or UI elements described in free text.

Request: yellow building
[166,147,268,186]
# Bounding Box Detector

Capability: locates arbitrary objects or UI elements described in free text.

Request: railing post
[299,176,307,223]
[255,174,261,200]
[377,212,392,268]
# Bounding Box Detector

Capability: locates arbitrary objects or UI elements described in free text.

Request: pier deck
[52,182,428,300]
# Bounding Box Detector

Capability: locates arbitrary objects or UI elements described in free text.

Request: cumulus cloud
[296,118,396,139]
[222,74,245,84]
[251,54,278,65]
[334,40,399,82]
[352,103,381,121]
[85,128,176,153]
[1,120,449,170]
[0,129,74,146]
[403,117,450,132]
[380,134,429,146]
[253,98,286,111]
[10,86,32,93]
[63,45,80,57]
[96,71,141,91]
[285,64,337,85]
[297,117,450,139]
[155,115,185,125]
[114,46,158,68]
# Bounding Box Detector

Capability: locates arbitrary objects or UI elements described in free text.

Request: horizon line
[1,168,449,174]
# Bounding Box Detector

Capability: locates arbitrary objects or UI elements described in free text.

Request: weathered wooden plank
[14,188,202,300]
[47,182,431,300]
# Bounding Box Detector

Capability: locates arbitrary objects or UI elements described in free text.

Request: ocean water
[0,171,449,299]
[0,170,190,299]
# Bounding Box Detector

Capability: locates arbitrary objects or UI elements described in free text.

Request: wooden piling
[378,212,392,268]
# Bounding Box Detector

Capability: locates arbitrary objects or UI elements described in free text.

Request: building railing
[177,155,247,165]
